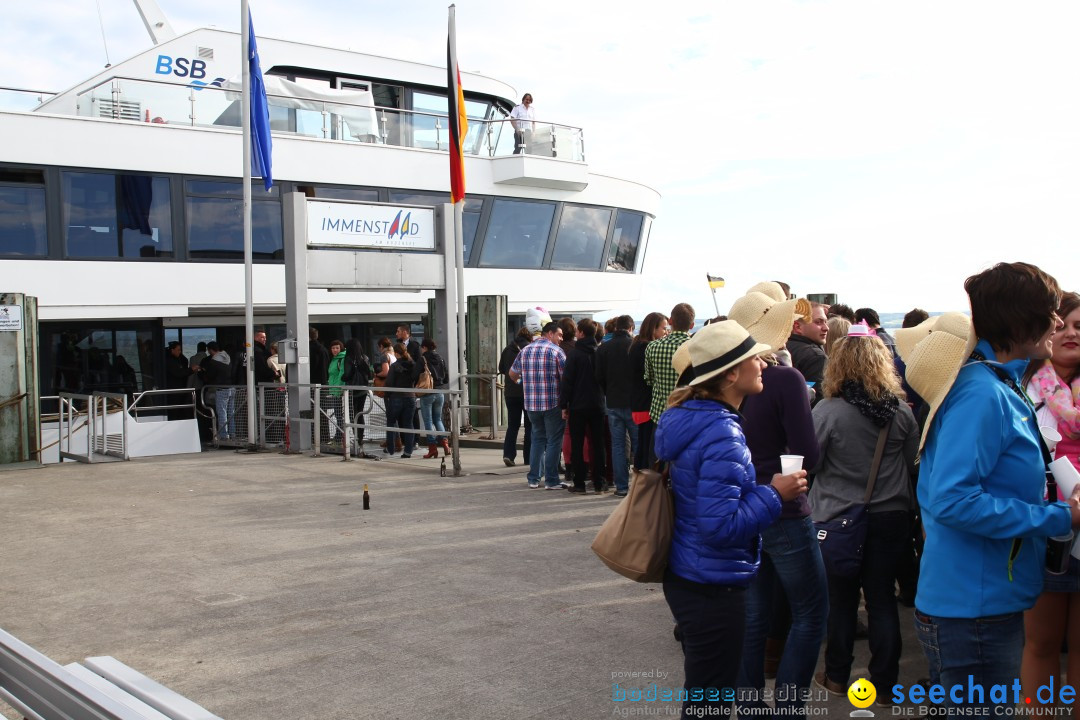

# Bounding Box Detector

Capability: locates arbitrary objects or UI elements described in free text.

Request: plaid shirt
[644,331,690,423]
[510,337,566,412]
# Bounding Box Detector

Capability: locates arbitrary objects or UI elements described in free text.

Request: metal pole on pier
[240,3,273,450]
[241,0,256,448]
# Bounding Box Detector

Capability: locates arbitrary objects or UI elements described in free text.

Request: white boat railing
[62,75,585,161]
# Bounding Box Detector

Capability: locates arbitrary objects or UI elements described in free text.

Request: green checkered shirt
[644,331,691,423]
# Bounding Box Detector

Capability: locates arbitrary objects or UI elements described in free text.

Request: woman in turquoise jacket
[899,263,1080,709]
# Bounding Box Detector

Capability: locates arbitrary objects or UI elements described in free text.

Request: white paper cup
[1041,426,1062,453]
[780,455,804,475]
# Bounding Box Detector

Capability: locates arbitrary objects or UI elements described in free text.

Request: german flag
[707,274,725,289]
[447,5,468,204]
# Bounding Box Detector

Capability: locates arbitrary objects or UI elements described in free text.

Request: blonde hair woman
[810,327,918,698]
[825,316,851,357]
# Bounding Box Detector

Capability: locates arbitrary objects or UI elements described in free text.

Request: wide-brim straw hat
[894,312,976,449]
[728,292,812,354]
[747,281,787,303]
[671,320,771,387]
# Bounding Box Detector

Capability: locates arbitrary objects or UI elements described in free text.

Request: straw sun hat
[894,312,976,449]
[672,320,771,387]
[727,292,812,354]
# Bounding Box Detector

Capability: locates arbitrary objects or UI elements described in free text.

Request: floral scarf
[840,380,898,427]
[1029,363,1080,440]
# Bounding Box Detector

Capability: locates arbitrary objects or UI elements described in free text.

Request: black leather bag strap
[863,417,892,505]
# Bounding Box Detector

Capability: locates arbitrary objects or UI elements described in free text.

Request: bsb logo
[155,55,207,79]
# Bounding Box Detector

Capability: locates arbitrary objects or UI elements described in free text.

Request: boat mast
[131,0,177,45]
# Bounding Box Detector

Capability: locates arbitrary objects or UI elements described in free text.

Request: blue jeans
[738,515,828,715]
[419,392,445,445]
[527,407,564,486]
[606,407,637,493]
[385,394,416,454]
[503,395,531,462]
[214,387,234,439]
[913,610,1024,708]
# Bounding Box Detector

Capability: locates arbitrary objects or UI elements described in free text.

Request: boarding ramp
[42,389,200,464]
[0,626,222,720]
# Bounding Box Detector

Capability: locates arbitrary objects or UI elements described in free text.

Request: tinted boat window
[0,168,46,257]
[478,199,554,268]
[607,210,645,273]
[550,205,611,270]
[186,179,283,260]
[63,171,173,258]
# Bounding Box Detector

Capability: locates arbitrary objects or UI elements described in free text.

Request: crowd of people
[500,263,1080,717]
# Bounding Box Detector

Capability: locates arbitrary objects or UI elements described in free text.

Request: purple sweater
[741,364,821,518]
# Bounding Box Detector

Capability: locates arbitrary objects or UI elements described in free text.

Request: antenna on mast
[131,0,177,45]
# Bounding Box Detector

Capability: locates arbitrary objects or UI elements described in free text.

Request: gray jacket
[808,397,919,522]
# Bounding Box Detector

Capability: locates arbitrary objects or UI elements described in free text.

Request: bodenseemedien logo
[849,678,876,717]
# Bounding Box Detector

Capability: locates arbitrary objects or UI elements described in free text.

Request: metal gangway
[50,389,200,464]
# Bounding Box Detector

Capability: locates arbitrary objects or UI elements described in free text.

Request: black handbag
[814,418,891,580]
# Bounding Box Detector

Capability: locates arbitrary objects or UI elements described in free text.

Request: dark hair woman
[900,262,1080,711]
[809,327,918,697]
[385,342,424,458]
[655,320,807,716]
[1021,291,1080,707]
[629,312,669,469]
[418,337,449,458]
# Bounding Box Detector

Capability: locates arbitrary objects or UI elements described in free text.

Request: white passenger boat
[0,2,659,396]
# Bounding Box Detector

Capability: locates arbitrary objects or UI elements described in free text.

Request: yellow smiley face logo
[848,678,876,708]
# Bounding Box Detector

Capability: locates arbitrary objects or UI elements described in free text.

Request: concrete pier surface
[0,448,929,719]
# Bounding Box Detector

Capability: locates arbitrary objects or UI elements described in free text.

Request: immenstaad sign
[307,201,436,251]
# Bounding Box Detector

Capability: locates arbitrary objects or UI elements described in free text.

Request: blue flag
[248,13,273,191]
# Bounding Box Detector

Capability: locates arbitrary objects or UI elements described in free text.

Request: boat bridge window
[607,210,646,273]
[0,168,47,257]
[309,186,380,202]
[62,171,174,259]
[185,180,283,261]
[550,205,613,271]
[477,199,556,268]
[388,191,482,263]
[410,92,491,154]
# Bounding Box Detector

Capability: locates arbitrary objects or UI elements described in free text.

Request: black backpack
[345,353,373,387]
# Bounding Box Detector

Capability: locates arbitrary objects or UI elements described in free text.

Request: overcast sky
[5,0,1080,317]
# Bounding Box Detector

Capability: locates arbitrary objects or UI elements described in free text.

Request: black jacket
[499,336,530,399]
[164,352,191,389]
[309,340,330,385]
[201,352,232,386]
[560,337,605,411]
[423,350,449,388]
[629,339,652,415]
[787,334,827,405]
[251,341,277,384]
[595,330,634,409]
[388,356,425,389]
[343,339,372,387]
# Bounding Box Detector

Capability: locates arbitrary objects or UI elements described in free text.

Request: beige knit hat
[728,292,812,354]
[896,312,976,449]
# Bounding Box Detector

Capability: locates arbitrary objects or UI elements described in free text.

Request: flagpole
[241,0,256,448]
[448,3,468,449]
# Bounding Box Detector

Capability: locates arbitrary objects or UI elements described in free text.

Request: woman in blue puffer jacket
[656,321,808,716]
